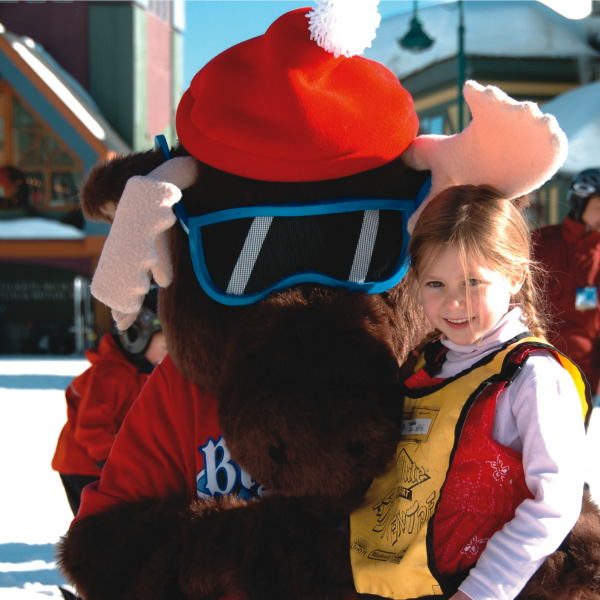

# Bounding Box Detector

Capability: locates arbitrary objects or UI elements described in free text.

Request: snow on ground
[0,219,85,241]
[0,356,599,598]
[541,80,600,176]
[0,357,88,598]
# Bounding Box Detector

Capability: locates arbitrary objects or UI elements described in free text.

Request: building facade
[0,0,184,354]
[364,0,600,227]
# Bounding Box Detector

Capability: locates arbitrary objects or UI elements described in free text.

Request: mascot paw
[57,498,189,600]
[178,495,355,600]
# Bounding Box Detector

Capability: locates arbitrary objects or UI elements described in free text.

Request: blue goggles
[156,135,429,307]
[173,183,429,307]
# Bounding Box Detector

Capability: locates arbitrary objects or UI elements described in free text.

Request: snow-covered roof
[0,217,85,240]
[365,1,600,80]
[541,80,600,175]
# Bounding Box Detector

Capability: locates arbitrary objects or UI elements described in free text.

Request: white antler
[404,80,568,232]
[91,156,198,330]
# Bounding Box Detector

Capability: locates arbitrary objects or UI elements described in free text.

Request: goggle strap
[154,135,172,161]
[349,209,379,284]
[227,216,274,295]
[173,201,190,234]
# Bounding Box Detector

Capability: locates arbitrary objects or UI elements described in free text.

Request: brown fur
[217,284,425,496]
[57,498,189,600]
[59,493,359,600]
[80,148,169,223]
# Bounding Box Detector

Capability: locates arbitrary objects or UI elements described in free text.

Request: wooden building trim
[413,81,578,115]
[0,236,106,258]
[477,81,577,99]
[0,35,109,163]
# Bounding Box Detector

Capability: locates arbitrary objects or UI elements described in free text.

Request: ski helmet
[118,287,161,355]
[568,168,600,220]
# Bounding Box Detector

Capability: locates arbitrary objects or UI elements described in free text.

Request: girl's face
[415,244,524,346]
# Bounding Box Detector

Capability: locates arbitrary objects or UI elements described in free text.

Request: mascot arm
[176,495,355,600]
[59,493,355,600]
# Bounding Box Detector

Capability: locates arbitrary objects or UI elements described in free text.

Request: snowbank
[541,80,600,174]
[0,218,84,240]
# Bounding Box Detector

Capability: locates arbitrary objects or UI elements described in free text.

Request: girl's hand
[450,591,473,600]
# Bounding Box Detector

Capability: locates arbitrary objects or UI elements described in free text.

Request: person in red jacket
[533,168,600,396]
[52,290,168,515]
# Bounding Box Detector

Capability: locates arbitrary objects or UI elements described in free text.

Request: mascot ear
[404,80,568,232]
[89,156,198,330]
[81,149,170,223]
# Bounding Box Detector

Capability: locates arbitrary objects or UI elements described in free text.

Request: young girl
[350,185,590,600]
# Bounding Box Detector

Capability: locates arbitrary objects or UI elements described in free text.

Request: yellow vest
[350,336,590,599]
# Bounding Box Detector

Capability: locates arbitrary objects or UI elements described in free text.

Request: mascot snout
[218,286,403,501]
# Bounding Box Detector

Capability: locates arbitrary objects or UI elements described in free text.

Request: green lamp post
[399,1,466,133]
[398,0,435,52]
[457,0,465,132]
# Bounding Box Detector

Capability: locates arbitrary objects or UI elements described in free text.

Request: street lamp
[399,1,465,132]
[398,0,435,52]
[457,0,465,132]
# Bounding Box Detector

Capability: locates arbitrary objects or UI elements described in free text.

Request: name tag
[401,418,432,436]
[576,286,598,311]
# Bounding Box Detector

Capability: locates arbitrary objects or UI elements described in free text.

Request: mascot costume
[59,2,600,599]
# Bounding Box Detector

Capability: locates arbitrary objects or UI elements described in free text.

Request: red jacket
[52,334,150,477]
[533,216,600,394]
[73,352,264,523]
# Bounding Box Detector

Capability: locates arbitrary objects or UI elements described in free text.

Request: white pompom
[307,0,381,59]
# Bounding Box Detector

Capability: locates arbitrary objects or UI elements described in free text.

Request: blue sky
[183,1,444,88]
[183,0,591,89]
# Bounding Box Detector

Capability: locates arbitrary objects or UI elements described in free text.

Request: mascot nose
[345,441,366,459]
[268,441,288,465]
[216,287,401,497]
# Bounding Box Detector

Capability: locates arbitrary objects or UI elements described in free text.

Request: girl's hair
[408,184,547,339]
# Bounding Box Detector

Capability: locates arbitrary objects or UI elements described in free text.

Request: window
[0,81,82,209]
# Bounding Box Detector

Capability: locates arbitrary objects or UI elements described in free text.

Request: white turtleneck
[434,308,586,600]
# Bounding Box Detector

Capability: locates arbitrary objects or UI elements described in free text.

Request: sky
[181,1,594,87]
[183,1,445,88]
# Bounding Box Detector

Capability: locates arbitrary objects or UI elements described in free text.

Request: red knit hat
[176,4,418,182]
